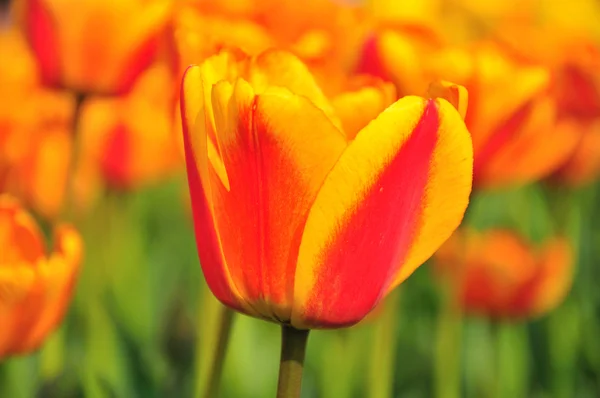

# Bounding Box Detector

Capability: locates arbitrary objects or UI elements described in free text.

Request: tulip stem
[62,92,86,221]
[369,288,400,398]
[494,322,529,398]
[201,305,234,398]
[435,283,463,398]
[276,326,310,398]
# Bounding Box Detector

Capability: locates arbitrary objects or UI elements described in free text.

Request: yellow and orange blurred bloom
[425,43,579,189]
[173,0,366,96]
[77,63,181,191]
[17,0,172,95]
[181,49,473,329]
[435,229,573,318]
[0,28,74,219]
[548,40,600,186]
[0,195,82,358]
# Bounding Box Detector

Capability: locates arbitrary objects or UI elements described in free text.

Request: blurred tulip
[0,195,82,358]
[181,49,473,329]
[551,118,600,186]
[174,0,366,97]
[17,0,172,95]
[495,28,600,186]
[435,229,573,318]
[355,23,445,97]
[427,43,579,189]
[78,63,181,191]
[0,28,74,219]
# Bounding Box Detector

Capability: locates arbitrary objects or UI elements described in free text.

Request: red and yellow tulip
[181,49,473,329]
[0,195,82,358]
[435,229,573,318]
[17,0,172,95]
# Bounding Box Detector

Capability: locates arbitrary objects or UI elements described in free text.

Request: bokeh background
[1,0,600,397]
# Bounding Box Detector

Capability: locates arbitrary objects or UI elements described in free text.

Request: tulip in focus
[17,0,172,95]
[0,195,82,358]
[435,229,573,318]
[181,49,473,329]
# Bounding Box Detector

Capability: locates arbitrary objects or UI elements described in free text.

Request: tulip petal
[476,97,579,188]
[181,65,249,314]
[25,0,61,87]
[427,80,468,120]
[332,79,397,140]
[531,238,573,316]
[0,266,37,357]
[292,97,471,328]
[392,99,473,287]
[205,80,347,321]
[20,225,82,352]
[247,50,339,124]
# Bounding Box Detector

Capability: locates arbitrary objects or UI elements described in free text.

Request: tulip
[435,229,573,318]
[78,63,181,190]
[17,0,172,95]
[355,23,445,97]
[425,43,579,189]
[552,119,600,186]
[0,195,82,358]
[182,48,472,396]
[0,28,75,219]
[181,49,473,329]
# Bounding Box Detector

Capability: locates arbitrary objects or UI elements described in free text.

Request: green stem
[435,284,463,398]
[200,304,234,398]
[62,92,86,221]
[494,322,529,398]
[369,289,400,398]
[276,326,310,398]
[39,92,86,388]
[548,300,579,398]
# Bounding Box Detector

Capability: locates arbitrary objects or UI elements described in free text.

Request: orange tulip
[17,0,172,95]
[355,23,445,97]
[552,119,600,186]
[174,0,365,97]
[0,195,82,358]
[181,49,473,329]
[548,40,600,185]
[0,27,74,219]
[78,63,181,190]
[426,43,579,189]
[435,229,573,318]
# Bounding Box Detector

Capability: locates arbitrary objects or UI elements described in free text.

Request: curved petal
[0,267,39,358]
[20,225,82,352]
[110,0,171,94]
[390,99,472,287]
[531,238,573,316]
[24,0,61,87]
[181,65,248,314]
[246,49,339,125]
[292,97,472,328]
[0,195,46,265]
[332,77,396,140]
[427,80,468,120]
[206,80,346,321]
[476,97,579,188]
[553,119,600,186]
